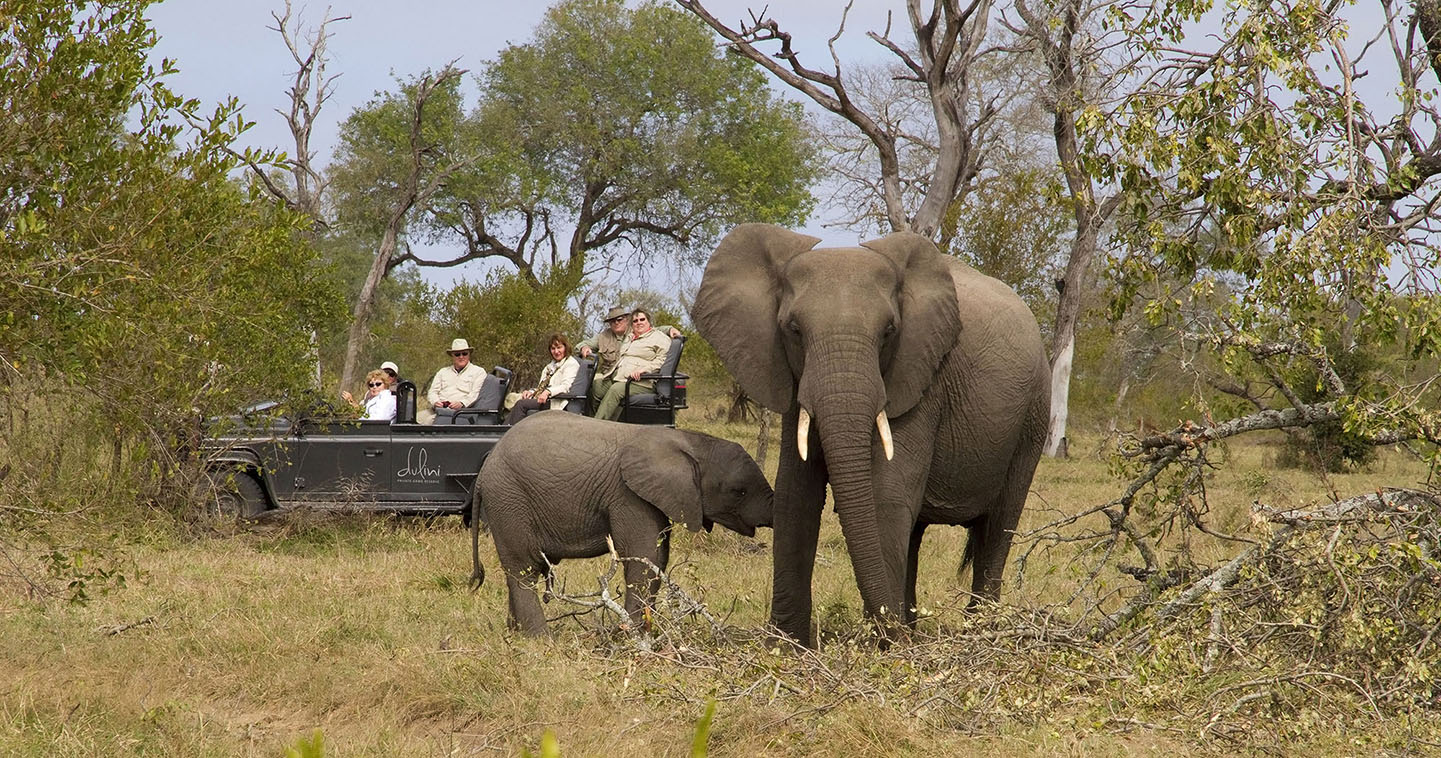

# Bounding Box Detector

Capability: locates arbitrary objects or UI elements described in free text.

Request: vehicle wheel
[215,472,269,519]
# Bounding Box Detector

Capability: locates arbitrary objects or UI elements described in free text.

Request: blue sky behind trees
[145,0,901,291]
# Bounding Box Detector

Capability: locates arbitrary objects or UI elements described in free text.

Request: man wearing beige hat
[423,338,487,424]
[577,306,681,411]
[576,306,636,380]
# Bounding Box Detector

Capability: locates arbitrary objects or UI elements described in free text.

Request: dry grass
[1,421,1436,756]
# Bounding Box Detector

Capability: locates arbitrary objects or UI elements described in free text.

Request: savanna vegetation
[3,0,1440,755]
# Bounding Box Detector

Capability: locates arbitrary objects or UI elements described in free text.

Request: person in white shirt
[341,369,396,421]
[425,338,488,424]
[505,333,581,424]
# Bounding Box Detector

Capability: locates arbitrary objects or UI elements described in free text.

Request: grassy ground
[1,417,1436,756]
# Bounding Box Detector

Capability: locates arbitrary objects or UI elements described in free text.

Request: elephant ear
[620,431,704,532]
[860,231,961,417]
[692,223,820,413]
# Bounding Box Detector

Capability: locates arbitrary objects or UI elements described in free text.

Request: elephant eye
[884,321,897,337]
[786,319,801,335]
[732,487,746,497]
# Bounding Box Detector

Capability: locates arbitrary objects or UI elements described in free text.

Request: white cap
[380,361,399,373]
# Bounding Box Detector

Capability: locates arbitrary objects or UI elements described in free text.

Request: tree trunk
[340,222,403,391]
[1044,334,1073,458]
[755,408,772,469]
[1044,221,1098,457]
[1108,373,1132,434]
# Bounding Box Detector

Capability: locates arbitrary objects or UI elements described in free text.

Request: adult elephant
[693,223,1049,646]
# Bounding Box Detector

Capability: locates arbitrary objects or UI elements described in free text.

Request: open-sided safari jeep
[201,340,689,520]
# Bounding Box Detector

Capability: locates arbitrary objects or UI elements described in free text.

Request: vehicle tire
[215,472,269,519]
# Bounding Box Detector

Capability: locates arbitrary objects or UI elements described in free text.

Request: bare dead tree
[676,0,1006,237]
[1003,0,1139,458]
[338,65,473,391]
[232,1,348,227]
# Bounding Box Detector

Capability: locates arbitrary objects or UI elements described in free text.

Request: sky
[144,0,905,292]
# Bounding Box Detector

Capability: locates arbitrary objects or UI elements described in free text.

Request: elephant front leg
[502,565,550,636]
[904,523,927,627]
[770,407,829,647]
[611,507,671,632]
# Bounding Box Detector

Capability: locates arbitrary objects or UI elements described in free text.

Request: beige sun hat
[446,338,472,354]
[603,306,630,322]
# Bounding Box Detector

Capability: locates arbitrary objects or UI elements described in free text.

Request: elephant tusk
[797,407,811,461]
[877,411,894,461]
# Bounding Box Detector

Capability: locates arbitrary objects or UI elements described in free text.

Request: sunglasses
[606,317,627,324]
[452,351,470,356]
[368,381,385,388]
[632,316,649,322]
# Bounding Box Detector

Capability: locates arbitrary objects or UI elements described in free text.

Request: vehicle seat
[619,336,688,425]
[452,367,511,425]
[549,356,594,415]
[393,380,418,424]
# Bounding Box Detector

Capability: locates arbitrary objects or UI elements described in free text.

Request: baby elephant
[472,412,773,635]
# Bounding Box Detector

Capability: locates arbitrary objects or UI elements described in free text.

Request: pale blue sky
[145,1,903,293]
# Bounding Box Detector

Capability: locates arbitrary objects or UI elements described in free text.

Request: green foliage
[946,168,1070,328]
[1276,334,1383,471]
[691,699,717,758]
[1134,500,1441,716]
[0,0,344,538]
[284,730,325,758]
[425,0,819,271]
[329,69,466,238]
[41,545,134,605]
[1090,1,1440,450]
[441,269,586,385]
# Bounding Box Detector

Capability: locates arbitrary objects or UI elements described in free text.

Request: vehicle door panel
[286,420,392,502]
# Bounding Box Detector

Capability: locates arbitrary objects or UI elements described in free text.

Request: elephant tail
[958,531,976,583]
[470,491,486,590]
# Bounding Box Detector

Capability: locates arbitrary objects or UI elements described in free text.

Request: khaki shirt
[579,324,677,376]
[604,327,672,381]
[427,363,487,407]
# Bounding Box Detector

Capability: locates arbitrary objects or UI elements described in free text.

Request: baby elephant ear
[620,431,704,532]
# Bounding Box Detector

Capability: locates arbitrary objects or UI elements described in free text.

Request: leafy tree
[328,65,470,390]
[1,0,343,520]
[1096,0,1441,451]
[419,0,819,282]
[326,0,817,389]
[440,269,587,391]
[948,167,1070,333]
[1017,0,1441,633]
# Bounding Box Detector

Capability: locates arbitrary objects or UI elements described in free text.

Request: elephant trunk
[801,364,903,631]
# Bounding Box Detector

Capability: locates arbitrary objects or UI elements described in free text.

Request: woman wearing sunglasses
[342,369,396,421]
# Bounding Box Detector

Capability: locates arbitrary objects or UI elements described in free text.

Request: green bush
[441,269,586,388]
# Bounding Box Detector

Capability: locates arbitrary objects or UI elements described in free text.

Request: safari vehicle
[202,337,689,519]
